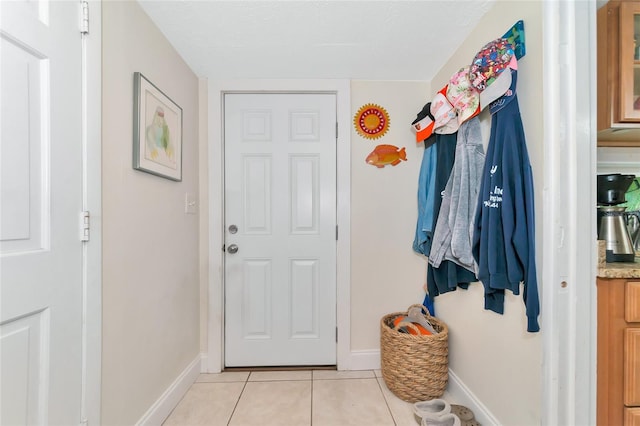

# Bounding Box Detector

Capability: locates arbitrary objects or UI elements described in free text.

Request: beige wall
[350,8,545,421]
[430,2,543,425]
[349,80,432,350]
[101,1,200,424]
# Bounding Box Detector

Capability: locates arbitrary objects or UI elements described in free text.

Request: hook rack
[503,20,526,59]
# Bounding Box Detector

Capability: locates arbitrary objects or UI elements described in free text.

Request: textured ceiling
[138,0,495,81]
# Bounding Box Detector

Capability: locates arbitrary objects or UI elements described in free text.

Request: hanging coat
[471,74,540,333]
[428,117,485,274]
[413,134,438,256]
[426,132,476,297]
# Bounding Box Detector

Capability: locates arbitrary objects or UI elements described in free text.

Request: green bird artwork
[145,106,175,167]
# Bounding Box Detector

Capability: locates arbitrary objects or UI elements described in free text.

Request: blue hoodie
[472,82,540,333]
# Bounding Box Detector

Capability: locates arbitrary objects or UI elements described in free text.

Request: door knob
[227,244,239,254]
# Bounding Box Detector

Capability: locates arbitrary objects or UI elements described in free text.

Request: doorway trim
[541,1,597,425]
[206,80,351,372]
[83,1,102,423]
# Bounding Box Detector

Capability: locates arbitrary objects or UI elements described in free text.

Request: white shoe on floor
[413,398,451,420]
[421,413,461,426]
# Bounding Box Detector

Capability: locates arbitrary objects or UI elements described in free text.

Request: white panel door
[1,1,84,424]
[224,93,337,366]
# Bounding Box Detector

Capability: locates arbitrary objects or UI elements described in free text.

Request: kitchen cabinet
[597,0,640,146]
[627,408,640,425]
[598,278,640,425]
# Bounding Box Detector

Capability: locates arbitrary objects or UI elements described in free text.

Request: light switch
[185,193,197,214]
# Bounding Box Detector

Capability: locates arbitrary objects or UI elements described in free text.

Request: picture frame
[133,72,183,181]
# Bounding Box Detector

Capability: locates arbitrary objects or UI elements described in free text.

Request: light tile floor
[163,369,449,426]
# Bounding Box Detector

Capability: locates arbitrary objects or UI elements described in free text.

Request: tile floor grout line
[162,375,204,426]
[312,377,377,381]
[310,374,314,426]
[226,375,250,426]
[375,376,399,426]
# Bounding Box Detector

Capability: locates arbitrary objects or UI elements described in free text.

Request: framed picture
[133,72,182,181]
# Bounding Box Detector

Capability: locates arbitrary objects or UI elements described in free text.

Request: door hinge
[335,327,338,342]
[222,244,226,252]
[80,1,89,34]
[335,225,338,241]
[80,211,90,242]
[335,122,338,139]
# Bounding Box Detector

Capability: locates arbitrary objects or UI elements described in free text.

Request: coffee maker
[597,174,636,262]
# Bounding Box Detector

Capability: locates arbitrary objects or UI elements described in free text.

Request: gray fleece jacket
[428,117,485,274]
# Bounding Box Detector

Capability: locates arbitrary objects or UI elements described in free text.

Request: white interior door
[1,2,84,424]
[224,93,337,367]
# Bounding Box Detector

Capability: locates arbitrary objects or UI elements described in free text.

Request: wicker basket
[380,304,449,402]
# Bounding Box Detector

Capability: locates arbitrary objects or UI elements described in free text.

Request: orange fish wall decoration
[366,144,407,168]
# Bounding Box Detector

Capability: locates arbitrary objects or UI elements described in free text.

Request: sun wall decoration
[353,103,390,140]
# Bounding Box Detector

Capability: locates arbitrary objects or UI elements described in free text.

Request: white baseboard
[200,352,208,373]
[136,354,201,426]
[345,349,380,371]
[447,368,500,426]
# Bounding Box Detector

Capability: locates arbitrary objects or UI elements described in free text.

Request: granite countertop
[597,259,640,279]
[596,240,640,279]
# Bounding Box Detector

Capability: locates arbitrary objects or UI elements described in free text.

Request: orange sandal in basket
[393,315,432,335]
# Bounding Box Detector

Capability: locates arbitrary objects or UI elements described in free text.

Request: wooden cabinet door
[625,328,640,406]
[619,2,640,122]
[626,407,640,426]
[627,282,640,323]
